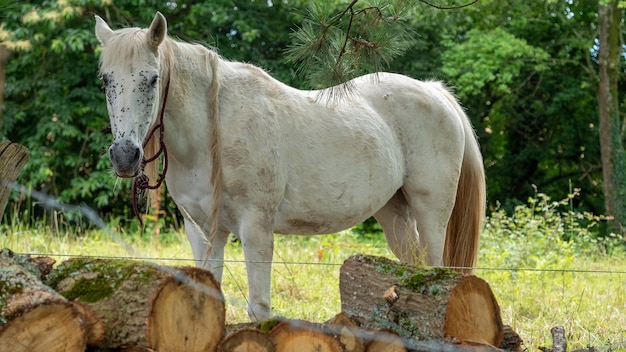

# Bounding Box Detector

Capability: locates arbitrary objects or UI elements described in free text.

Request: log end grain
[270,320,342,352]
[444,276,504,347]
[218,328,275,352]
[0,303,86,352]
[147,266,225,352]
[364,329,407,352]
[330,312,365,352]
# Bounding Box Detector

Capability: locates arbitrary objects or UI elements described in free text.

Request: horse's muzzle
[109,139,142,178]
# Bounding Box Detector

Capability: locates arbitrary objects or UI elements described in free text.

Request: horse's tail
[438,86,486,273]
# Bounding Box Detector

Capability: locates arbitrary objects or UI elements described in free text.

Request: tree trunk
[598,0,626,234]
[0,250,86,352]
[45,258,225,351]
[0,44,9,137]
[0,141,29,219]
[340,255,504,347]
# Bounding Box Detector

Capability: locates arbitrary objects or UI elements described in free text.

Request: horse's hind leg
[374,190,423,264]
[403,171,460,267]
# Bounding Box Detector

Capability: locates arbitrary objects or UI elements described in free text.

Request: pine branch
[287,0,413,90]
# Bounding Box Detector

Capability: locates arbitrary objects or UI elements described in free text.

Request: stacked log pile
[1,249,225,352]
[0,250,522,352]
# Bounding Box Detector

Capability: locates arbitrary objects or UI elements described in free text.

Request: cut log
[218,328,275,352]
[147,266,225,352]
[0,140,29,218]
[330,312,365,352]
[0,250,86,352]
[340,254,504,347]
[270,320,342,352]
[45,258,225,351]
[364,329,407,352]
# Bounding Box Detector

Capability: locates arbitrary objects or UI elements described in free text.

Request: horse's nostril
[133,146,141,162]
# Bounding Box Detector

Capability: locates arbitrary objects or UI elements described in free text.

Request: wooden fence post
[0,140,29,218]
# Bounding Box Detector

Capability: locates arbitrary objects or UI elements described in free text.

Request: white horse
[95,12,486,322]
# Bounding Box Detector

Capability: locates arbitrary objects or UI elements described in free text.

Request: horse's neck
[161,41,218,166]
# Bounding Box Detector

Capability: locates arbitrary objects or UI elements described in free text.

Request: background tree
[1,0,302,226]
[290,1,615,225]
[1,0,624,237]
[436,1,606,215]
[597,0,625,233]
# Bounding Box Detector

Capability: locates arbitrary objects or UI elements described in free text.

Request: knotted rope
[132,74,171,227]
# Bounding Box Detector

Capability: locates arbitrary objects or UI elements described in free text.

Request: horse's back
[356,73,467,182]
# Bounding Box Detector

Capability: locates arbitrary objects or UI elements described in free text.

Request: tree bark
[340,255,504,347]
[0,44,10,137]
[598,0,626,233]
[0,141,29,219]
[0,250,86,352]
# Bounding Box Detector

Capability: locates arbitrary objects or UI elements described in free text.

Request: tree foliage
[0,0,624,235]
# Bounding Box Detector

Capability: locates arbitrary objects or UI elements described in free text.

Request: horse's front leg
[239,220,274,322]
[183,217,229,283]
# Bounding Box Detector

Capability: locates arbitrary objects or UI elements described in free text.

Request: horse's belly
[273,166,402,235]
[273,203,385,235]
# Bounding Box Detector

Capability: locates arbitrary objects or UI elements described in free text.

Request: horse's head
[95,12,168,178]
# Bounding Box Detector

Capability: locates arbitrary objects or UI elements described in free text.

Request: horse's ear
[147,12,167,52]
[94,15,114,46]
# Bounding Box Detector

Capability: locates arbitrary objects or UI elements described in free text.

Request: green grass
[2,194,626,351]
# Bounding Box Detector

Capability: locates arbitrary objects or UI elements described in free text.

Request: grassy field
[2,195,625,351]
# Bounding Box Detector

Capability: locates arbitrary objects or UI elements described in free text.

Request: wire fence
[2,181,626,350]
[8,250,626,350]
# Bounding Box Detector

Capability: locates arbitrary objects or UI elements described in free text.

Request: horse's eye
[101,74,111,87]
[149,74,159,87]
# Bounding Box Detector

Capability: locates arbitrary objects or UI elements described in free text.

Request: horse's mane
[143,35,224,240]
[99,28,150,70]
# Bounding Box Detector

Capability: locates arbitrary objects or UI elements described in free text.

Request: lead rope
[132,73,171,227]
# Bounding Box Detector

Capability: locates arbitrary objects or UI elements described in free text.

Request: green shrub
[480,190,622,270]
